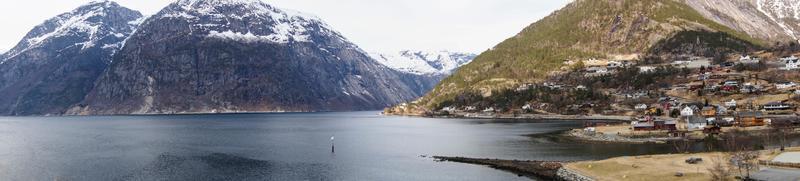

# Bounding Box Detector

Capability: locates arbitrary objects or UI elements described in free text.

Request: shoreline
[387,112,632,122]
[432,156,566,180]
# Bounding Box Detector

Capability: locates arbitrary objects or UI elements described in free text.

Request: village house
[686,115,708,131]
[681,106,696,117]
[716,117,736,127]
[717,106,729,115]
[522,104,533,111]
[632,119,676,131]
[776,82,797,89]
[725,99,737,108]
[740,84,762,94]
[607,61,622,69]
[739,55,760,64]
[655,119,678,131]
[781,55,800,70]
[701,106,717,117]
[638,66,656,73]
[635,104,648,111]
[632,121,655,131]
[763,101,793,111]
[464,106,478,112]
[585,66,609,74]
[736,111,765,127]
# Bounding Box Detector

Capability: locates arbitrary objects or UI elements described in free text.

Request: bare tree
[708,156,732,181]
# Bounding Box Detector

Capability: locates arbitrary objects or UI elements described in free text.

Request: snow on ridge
[2,1,122,63]
[757,0,800,41]
[370,50,476,75]
[163,0,337,44]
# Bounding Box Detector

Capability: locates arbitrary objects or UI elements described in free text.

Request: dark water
[0,112,793,180]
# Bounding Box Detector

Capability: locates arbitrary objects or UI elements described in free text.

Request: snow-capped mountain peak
[2,0,141,63]
[154,0,340,44]
[371,50,476,75]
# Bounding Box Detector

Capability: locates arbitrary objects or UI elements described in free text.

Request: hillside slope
[396,0,765,113]
[685,0,799,44]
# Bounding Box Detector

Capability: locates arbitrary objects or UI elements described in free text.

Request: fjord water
[0,112,750,180]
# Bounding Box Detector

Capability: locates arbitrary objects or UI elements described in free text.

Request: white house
[725,99,737,108]
[635,104,648,110]
[687,116,708,131]
[776,82,797,89]
[681,107,695,117]
[522,104,533,111]
[607,61,622,69]
[717,106,728,115]
[739,55,760,64]
[639,66,657,73]
[782,56,799,70]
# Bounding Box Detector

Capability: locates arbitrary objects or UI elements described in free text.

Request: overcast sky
[0,0,570,53]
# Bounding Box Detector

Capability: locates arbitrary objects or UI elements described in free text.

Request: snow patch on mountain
[158,0,333,44]
[371,50,476,75]
[2,0,140,64]
[756,0,800,41]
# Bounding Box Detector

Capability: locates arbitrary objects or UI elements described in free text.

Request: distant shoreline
[386,112,632,122]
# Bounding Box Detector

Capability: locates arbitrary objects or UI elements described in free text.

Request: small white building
[522,104,533,111]
[635,104,648,110]
[776,82,797,89]
[782,56,799,70]
[739,55,760,64]
[681,107,695,117]
[725,99,737,108]
[607,61,622,69]
[687,116,708,131]
[639,66,657,73]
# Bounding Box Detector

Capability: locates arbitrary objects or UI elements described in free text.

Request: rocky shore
[386,111,632,122]
[432,156,593,181]
[432,156,563,179]
[564,129,679,144]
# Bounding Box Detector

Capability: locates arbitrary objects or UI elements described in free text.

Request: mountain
[370,50,476,75]
[69,0,421,115]
[370,50,476,103]
[0,1,142,115]
[392,0,769,113]
[754,0,800,41]
[685,0,800,44]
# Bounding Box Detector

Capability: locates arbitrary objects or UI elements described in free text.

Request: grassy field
[566,152,732,181]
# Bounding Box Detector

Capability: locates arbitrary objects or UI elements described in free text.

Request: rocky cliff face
[71,0,420,114]
[0,1,141,115]
[686,0,800,43]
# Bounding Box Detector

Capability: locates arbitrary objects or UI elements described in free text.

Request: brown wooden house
[735,111,765,127]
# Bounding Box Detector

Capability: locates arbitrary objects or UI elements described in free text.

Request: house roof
[737,111,764,117]
[764,101,789,106]
[633,122,654,127]
[687,116,707,124]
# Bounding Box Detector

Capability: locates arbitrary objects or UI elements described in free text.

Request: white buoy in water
[331,136,335,153]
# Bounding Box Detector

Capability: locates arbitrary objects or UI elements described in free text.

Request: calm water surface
[0,111,787,180]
